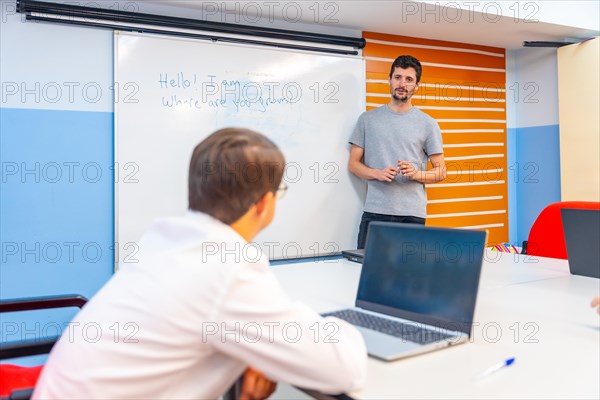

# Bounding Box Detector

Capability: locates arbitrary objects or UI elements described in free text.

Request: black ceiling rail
[16,0,365,55]
[522,41,575,48]
[25,14,358,56]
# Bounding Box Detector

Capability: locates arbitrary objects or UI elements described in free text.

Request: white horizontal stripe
[456,223,505,229]
[445,154,505,161]
[437,119,506,123]
[365,38,505,58]
[428,195,503,204]
[413,96,506,103]
[367,80,506,93]
[442,129,504,133]
[424,62,505,72]
[427,180,505,188]
[419,83,505,92]
[428,210,506,219]
[366,93,506,105]
[366,102,384,107]
[444,143,504,148]
[365,56,506,72]
[418,106,505,112]
[446,168,503,175]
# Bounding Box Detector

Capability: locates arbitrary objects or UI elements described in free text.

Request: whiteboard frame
[113,31,366,270]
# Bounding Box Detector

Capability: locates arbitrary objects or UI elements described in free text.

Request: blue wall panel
[514,124,561,244]
[507,127,517,244]
[1,108,114,300]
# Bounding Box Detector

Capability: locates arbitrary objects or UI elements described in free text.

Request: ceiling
[156,1,599,50]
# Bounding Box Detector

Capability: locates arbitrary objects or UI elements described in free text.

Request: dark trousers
[357,212,425,249]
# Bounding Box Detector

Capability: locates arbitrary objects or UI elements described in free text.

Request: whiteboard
[114,32,366,264]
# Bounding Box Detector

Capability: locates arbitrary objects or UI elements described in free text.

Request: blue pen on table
[474,357,516,380]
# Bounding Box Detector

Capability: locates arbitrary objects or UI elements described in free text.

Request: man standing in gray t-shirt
[349,55,446,249]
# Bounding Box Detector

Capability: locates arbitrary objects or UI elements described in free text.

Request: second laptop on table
[561,208,600,279]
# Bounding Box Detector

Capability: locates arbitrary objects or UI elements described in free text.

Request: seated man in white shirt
[33,128,367,400]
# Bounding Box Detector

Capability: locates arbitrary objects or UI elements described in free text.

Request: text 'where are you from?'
[158,72,340,113]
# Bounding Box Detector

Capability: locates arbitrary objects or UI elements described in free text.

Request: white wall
[0,8,113,112]
[506,47,558,129]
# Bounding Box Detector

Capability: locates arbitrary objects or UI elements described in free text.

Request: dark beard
[392,91,410,102]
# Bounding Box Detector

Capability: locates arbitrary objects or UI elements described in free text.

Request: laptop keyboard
[322,309,454,345]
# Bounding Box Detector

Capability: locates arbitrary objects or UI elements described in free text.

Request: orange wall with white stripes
[363,32,508,244]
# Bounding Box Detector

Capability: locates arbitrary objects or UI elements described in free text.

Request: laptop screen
[561,208,600,278]
[356,222,486,335]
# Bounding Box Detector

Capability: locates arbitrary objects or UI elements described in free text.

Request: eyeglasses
[275,181,288,200]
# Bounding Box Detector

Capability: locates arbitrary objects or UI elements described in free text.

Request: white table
[271,250,600,399]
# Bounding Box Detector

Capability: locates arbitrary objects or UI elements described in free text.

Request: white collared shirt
[33,211,367,399]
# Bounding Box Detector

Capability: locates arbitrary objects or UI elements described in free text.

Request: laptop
[341,249,365,263]
[323,222,487,361]
[561,208,600,278]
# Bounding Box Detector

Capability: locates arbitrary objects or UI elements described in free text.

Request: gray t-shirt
[349,104,443,218]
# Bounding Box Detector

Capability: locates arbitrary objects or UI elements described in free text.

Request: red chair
[523,201,600,259]
[0,295,87,400]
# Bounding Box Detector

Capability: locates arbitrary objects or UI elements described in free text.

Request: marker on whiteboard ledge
[474,357,516,381]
